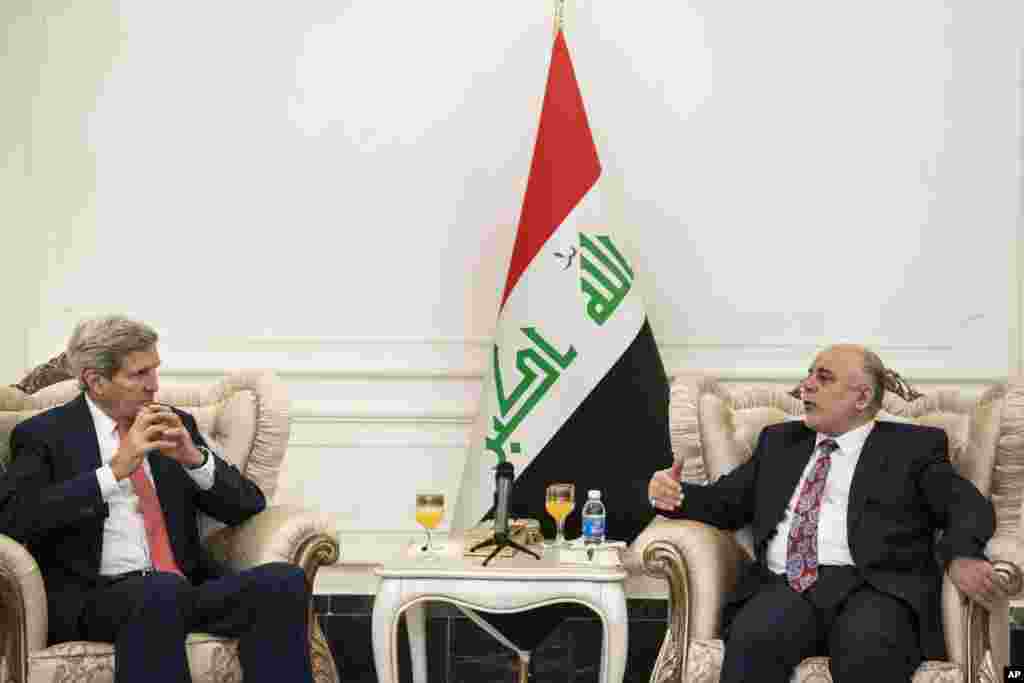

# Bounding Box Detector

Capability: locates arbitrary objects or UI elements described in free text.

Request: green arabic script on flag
[579,233,634,326]
[485,327,577,463]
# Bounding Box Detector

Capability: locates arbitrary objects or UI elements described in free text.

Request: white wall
[2,0,1022,593]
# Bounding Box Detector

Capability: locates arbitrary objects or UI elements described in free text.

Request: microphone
[469,460,539,564]
[493,461,514,542]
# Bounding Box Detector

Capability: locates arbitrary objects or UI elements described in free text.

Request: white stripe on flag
[454,177,644,530]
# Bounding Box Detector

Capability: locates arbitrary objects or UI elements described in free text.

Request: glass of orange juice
[545,483,575,548]
[415,492,445,560]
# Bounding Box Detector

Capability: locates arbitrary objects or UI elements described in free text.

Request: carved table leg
[406,602,428,683]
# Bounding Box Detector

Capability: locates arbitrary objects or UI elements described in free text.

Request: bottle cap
[588,490,601,498]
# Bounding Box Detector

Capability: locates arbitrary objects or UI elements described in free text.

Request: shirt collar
[84,393,118,439]
[816,420,875,455]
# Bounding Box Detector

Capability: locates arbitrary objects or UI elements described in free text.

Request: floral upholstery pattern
[27,635,242,683]
[10,354,72,396]
[686,639,724,683]
[676,640,966,683]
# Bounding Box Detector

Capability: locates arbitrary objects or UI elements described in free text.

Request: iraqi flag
[455,29,672,545]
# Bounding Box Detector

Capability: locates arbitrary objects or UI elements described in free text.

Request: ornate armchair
[624,373,1024,683]
[0,369,341,683]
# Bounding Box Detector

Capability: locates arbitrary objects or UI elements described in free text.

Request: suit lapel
[149,451,193,570]
[764,423,818,529]
[66,393,103,471]
[63,394,106,572]
[847,422,889,537]
[148,454,179,524]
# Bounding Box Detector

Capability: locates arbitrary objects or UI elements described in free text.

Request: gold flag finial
[554,0,565,35]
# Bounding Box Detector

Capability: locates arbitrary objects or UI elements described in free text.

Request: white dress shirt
[86,395,215,575]
[765,421,875,575]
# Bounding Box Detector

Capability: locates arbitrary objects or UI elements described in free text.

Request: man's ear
[856,384,873,411]
[82,369,103,395]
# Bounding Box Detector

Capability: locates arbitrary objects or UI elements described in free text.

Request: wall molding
[200,335,495,348]
[163,366,486,379]
[157,336,1014,382]
[290,416,473,449]
[291,406,477,423]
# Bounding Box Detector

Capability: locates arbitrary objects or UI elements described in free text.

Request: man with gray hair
[0,315,313,683]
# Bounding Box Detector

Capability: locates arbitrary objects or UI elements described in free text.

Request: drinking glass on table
[545,483,575,548]
[415,492,445,561]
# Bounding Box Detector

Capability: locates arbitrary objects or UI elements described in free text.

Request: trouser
[720,568,921,683]
[79,562,313,683]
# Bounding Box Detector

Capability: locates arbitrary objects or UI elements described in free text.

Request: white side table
[372,546,629,683]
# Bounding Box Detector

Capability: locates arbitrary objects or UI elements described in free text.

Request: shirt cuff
[96,465,120,499]
[186,446,216,490]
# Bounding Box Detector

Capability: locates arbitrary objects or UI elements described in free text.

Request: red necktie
[118,427,183,576]
[785,439,838,592]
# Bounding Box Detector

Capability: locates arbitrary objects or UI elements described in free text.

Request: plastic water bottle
[581,489,606,545]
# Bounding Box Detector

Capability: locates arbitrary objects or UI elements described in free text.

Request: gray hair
[787,345,923,413]
[66,315,159,391]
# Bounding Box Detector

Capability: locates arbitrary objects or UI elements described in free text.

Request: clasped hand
[110,405,203,480]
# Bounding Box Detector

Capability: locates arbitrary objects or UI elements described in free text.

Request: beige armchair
[624,373,1024,683]
[0,370,341,683]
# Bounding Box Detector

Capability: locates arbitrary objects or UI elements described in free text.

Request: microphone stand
[469,462,541,566]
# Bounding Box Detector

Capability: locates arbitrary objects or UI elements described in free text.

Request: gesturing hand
[949,557,1007,610]
[648,460,684,512]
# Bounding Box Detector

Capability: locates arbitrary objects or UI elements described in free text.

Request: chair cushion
[27,634,241,683]
[992,382,1024,541]
[191,390,257,472]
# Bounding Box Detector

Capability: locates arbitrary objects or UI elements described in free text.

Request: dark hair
[862,348,924,411]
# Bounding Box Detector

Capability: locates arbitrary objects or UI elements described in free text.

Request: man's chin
[804,414,824,432]
[115,400,150,420]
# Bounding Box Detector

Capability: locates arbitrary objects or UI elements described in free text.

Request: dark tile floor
[316,595,668,683]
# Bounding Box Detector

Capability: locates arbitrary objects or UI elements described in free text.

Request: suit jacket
[664,420,995,660]
[0,394,267,644]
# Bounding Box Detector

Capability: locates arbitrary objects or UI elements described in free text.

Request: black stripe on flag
[483,317,672,545]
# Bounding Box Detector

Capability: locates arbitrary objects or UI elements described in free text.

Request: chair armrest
[941,538,1024,683]
[623,518,748,683]
[203,506,341,683]
[984,537,1024,680]
[0,535,48,683]
[625,518,748,638]
[985,536,1024,589]
[204,505,339,583]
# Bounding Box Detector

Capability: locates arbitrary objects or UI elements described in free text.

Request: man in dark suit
[648,344,1003,683]
[0,315,313,683]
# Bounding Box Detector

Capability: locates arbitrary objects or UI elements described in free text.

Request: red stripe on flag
[500,29,602,309]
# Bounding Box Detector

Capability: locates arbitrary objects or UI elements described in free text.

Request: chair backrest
[668,373,1024,547]
[0,369,290,504]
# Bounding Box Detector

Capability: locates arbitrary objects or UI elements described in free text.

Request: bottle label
[583,515,605,539]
